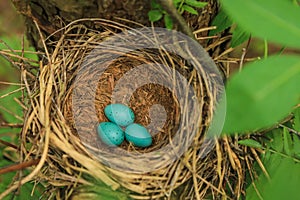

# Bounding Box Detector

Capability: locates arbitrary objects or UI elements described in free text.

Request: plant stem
[156,0,195,40]
[264,39,268,58]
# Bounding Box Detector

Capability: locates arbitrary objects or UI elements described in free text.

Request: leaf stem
[264,39,268,58]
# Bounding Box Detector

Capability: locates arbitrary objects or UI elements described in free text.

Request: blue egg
[125,123,152,148]
[97,122,124,146]
[104,104,135,127]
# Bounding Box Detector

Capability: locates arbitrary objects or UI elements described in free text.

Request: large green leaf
[223,55,300,133]
[222,0,300,49]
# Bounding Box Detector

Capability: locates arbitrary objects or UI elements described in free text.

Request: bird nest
[0,19,257,199]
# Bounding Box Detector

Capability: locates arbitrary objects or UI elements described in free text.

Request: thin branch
[0,159,40,175]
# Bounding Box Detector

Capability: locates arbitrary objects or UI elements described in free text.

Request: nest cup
[21,19,226,199]
[70,26,223,174]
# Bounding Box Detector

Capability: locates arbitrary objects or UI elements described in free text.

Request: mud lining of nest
[0,18,258,199]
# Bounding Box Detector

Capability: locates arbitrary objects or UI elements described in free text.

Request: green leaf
[148,10,163,22]
[263,127,300,161]
[72,175,130,200]
[247,128,300,199]
[283,127,293,155]
[184,0,207,8]
[151,0,162,9]
[231,25,250,47]
[173,0,182,7]
[0,150,43,199]
[0,85,23,124]
[238,139,262,149]
[293,106,300,132]
[0,151,15,194]
[182,5,198,15]
[266,129,284,153]
[0,36,38,62]
[222,0,300,49]
[209,9,233,36]
[246,157,300,200]
[223,55,300,134]
[164,14,173,30]
[292,133,300,158]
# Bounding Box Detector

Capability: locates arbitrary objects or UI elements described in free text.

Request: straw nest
[0,18,260,200]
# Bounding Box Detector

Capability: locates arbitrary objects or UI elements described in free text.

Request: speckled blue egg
[104,104,135,127]
[97,122,124,146]
[125,123,152,148]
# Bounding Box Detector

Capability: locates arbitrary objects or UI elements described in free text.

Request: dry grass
[0,18,264,200]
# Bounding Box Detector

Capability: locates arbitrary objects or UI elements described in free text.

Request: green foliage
[148,0,207,29]
[0,147,43,199]
[283,127,293,155]
[72,175,130,200]
[175,0,207,14]
[246,157,300,200]
[72,185,130,200]
[0,151,15,195]
[238,139,262,149]
[0,36,38,66]
[0,36,36,135]
[181,5,198,15]
[184,0,207,8]
[210,9,250,47]
[246,124,300,200]
[222,0,300,49]
[0,86,22,123]
[218,0,300,198]
[148,10,163,22]
[164,14,173,30]
[293,106,300,132]
[0,36,41,199]
[231,25,250,48]
[222,55,300,133]
[209,9,232,36]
